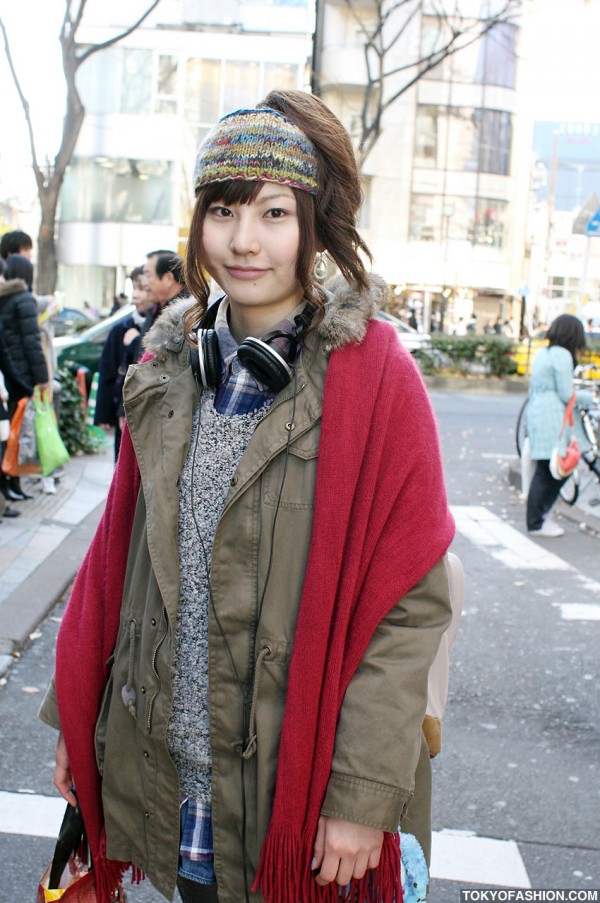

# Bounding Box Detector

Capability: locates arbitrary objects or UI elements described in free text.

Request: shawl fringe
[252,830,403,903]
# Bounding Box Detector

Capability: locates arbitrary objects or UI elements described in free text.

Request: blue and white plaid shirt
[178,297,306,881]
[213,297,305,415]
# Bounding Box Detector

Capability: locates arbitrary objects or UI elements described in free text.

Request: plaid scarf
[213,298,304,414]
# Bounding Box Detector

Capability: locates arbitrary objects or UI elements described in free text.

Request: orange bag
[1,396,41,477]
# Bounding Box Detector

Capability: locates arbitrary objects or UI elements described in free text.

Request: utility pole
[310,0,323,96]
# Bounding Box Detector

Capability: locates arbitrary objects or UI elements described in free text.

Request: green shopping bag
[34,388,70,476]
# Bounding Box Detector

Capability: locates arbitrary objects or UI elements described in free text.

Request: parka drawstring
[121,620,137,717]
[242,645,271,760]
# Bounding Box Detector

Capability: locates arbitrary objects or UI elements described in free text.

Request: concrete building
[57,0,313,311]
[313,0,528,334]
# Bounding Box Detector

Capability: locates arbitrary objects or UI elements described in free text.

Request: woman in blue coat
[526,314,590,536]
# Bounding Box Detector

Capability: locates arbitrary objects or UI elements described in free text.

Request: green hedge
[56,367,105,456]
[418,335,519,378]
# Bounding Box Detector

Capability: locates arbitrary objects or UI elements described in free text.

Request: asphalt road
[0,389,598,902]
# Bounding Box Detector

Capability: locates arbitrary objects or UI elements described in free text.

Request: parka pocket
[262,432,320,510]
[94,654,115,777]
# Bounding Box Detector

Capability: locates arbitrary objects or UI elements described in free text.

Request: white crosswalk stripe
[0,790,65,838]
[431,829,530,888]
[451,506,572,571]
[452,506,600,623]
[0,790,532,889]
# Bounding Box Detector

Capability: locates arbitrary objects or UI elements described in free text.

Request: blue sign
[585,208,600,236]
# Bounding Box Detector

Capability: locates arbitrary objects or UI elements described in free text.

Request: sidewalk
[0,444,113,679]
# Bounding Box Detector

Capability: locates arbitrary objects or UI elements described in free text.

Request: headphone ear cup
[237,337,293,393]
[197,329,222,388]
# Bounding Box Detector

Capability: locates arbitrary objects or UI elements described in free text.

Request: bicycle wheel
[515,398,528,457]
[559,471,579,506]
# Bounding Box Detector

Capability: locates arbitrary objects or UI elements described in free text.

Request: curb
[423,375,528,394]
[0,499,105,681]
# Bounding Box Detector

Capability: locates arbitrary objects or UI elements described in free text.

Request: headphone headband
[190,297,315,391]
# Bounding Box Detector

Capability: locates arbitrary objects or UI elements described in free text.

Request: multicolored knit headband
[193,107,319,196]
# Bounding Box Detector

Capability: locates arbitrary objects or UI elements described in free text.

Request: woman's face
[132,277,152,314]
[201,182,303,329]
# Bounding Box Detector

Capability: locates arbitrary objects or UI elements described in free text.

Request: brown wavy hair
[184,89,371,338]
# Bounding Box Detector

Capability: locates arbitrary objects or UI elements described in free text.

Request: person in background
[42,90,454,903]
[526,314,593,537]
[0,254,48,501]
[0,229,33,261]
[109,292,128,316]
[0,264,33,517]
[142,249,188,332]
[95,266,152,460]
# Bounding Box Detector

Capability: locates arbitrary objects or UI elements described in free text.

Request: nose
[229,213,260,255]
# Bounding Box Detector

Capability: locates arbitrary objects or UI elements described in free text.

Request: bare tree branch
[1,1,164,293]
[0,17,45,194]
[77,0,161,65]
[346,0,523,164]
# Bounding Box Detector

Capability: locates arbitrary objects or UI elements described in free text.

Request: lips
[226,266,268,279]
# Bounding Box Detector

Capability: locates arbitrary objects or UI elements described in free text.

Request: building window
[264,62,299,94]
[420,16,517,88]
[476,109,512,175]
[78,46,152,115]
[186,59,222,128]
[409,193,507,249]
[409,194,439,242]
[414,106,438,168]
[156,55,178,114]
[413,105,511,175]
[60,157,173,225]
[223,60,261,112]
[121,48,153,114]
[473,198,507,249]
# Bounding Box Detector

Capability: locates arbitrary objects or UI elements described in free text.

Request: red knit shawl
[55,323,454,903]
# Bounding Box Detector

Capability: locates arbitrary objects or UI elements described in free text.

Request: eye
[209,205,232,217]
[265,207,287,219]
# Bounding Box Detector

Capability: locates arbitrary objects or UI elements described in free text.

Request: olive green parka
[41,276,452,902]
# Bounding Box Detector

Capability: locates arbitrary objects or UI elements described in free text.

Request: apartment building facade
[57,0,312,311]
[313,0,528,333]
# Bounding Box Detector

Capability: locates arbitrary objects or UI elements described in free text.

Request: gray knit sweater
[166,390,269,800]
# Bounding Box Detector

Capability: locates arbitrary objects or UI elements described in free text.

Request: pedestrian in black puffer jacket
[0,255,48,413]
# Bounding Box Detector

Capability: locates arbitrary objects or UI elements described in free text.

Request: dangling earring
[313,252,329,284]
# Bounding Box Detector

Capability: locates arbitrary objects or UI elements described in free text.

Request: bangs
[197,179,266,208]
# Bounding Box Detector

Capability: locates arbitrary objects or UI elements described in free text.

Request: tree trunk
[36,189,60,296]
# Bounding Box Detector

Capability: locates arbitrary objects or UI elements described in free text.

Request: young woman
[526,313,592,537]
[40,90,455,903]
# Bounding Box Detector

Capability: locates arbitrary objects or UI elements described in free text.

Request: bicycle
[515,364,600,506]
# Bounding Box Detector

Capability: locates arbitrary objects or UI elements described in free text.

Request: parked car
[375,310,432,353]
[54,304,433,392]
[52,306,96,337]
[54,305,135,387]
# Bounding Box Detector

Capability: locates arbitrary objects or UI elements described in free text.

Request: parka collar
[0,278,28,299]
[143,274,389,360]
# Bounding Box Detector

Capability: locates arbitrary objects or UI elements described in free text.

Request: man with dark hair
[143,249,187,309]
[0,230,33,260]
[142,249,188,333]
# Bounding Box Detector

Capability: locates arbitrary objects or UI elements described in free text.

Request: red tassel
[94,831,130,903]
[253,829,403,903]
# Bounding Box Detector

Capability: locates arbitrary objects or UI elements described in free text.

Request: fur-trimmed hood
[143,274,389,359]
[0,278,28,301]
